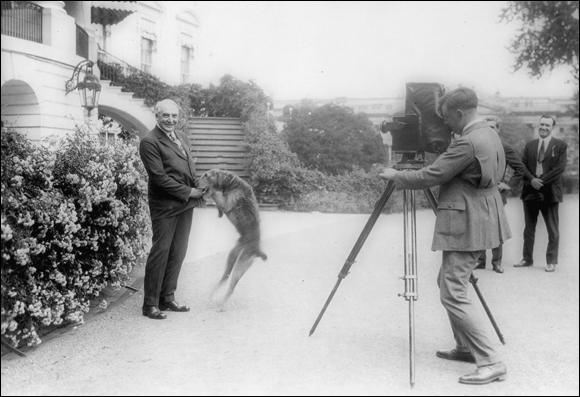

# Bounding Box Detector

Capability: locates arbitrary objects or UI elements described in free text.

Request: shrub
[1,124,151,347]
[285,164,436,214]
[243,114,311,205]
[282,103,386,175]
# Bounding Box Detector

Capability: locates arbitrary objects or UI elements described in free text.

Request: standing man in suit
[513,115,567,273]
[139,99,206,320]
[381,87,510,385]
[476,115,525,274]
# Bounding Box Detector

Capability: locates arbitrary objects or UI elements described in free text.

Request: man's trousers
[143,208,194,307]
[438,250,500,367]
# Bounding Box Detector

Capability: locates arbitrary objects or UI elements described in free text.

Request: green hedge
[1,125,151,347]
[242,117,435,213]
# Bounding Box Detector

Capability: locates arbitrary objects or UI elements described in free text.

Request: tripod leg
[422,188,506,344]
[400,189,419,387]
[469,275,506,344]
[309,180,396,336]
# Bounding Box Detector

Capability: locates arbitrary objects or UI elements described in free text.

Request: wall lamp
[65,60,101,112]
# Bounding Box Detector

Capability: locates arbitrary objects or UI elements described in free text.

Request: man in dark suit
[476,115,524,274]
[139,99,206,320]
[381,87,509,385]
[514,115,567,273]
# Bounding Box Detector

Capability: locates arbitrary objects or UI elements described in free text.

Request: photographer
[380,87,510,385]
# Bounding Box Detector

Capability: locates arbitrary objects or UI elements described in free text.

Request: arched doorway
[1,79,41,142]
[98,104,152,139]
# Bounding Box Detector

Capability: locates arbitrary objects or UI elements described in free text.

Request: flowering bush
[1,124,151,347]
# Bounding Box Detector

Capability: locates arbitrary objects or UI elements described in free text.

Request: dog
[196,168,267,300]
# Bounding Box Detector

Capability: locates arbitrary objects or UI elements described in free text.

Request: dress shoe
[513,260,532,268]
[475,264,486,270]
[545,263,556,272]
[492,264,504,274]
[436,348,476,364]
[459,361,507,385]
[142,306,167,320]
[159,301,190,312]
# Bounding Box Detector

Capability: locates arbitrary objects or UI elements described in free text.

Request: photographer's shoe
[459,362,507,385]
[513,260,532,268]
[436,348,475,363]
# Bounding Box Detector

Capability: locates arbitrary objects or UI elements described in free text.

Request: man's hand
[189,187,206,198]
[498,182,510,192]
[531,178,544,190]
[380,167,398,181]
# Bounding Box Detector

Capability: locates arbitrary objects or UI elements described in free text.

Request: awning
[91,1,138,26]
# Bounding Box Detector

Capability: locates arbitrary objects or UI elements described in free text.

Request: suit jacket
[500,140,525,205]
[395,121,511,251]
[139,126,204,220]
[520,136,567,203]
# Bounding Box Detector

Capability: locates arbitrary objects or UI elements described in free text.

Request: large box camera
[381,83,451,154]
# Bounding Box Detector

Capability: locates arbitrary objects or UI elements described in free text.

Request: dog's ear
[215,169,225,187]
[206,169,215,183]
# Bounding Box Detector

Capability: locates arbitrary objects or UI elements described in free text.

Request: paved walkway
[1,196,579,396]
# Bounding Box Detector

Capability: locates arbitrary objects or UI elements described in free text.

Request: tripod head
[394,153,426,171]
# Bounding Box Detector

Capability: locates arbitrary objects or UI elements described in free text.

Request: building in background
[272,91,578,166]
[93,1,200,86]
[273,92,577,138]
[2,1,202,143]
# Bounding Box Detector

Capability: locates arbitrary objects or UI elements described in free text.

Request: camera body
[381,83,451,155]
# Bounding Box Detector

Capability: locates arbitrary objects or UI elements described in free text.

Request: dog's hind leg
[224,248,256,300]
[219,241,243,286]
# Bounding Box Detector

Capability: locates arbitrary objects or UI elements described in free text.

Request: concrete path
[1,196,579,396]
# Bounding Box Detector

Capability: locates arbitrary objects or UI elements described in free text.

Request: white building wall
[1,34,86,142]
[93,1,201,86]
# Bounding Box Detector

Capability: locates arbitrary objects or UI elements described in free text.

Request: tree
[282,103,386,175]
[500,1,579,85]
[200,74,271,120]
[497,112,534,156]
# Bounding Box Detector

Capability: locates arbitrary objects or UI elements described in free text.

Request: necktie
[169,132,187,156]
[536,140,545,177]
[538,140,545,162]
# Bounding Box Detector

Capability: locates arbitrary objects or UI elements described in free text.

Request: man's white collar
[462,118,483,133]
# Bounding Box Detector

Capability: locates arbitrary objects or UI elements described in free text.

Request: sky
[193,1,577,101]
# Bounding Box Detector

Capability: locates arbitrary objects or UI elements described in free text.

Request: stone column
[31,1,76,54]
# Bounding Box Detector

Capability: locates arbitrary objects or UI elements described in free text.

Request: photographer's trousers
[438,251,500,366]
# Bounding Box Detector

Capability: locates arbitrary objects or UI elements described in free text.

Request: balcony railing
[1,1,43,43]
[97,47,165,104]
[76,24,89,59]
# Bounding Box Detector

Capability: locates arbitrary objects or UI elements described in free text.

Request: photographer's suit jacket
[394,121,511,251]
[139,126,204,220]
[520,136,567,203]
